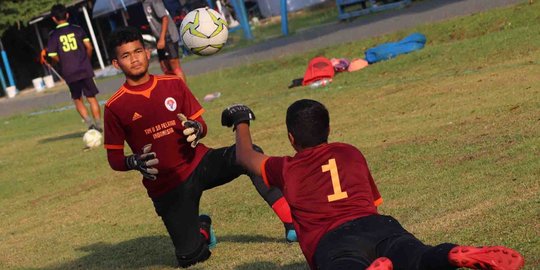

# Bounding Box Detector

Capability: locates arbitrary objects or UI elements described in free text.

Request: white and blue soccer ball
[180,7,229,56]
[83,129,102,148]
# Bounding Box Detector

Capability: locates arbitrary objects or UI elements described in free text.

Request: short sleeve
[368,172,383,206]
[104,107,126,150]
[77,27,89,42]
[46,33,58,56]
[178,80,204,121]
[261,156,285,190]
[152,0,170,18]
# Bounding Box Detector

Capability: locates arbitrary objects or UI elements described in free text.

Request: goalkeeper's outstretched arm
[235,123,268,177]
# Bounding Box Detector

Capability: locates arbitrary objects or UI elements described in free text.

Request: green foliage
[0,0,73,36]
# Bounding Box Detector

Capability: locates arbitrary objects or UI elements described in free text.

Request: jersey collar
[122,75,157,98]
[56,22,70,28]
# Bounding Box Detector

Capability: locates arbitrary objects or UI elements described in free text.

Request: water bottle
[309,79,331,89]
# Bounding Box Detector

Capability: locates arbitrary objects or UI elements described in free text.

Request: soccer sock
[94,119,102,128]
[83,116,93,127]
[271,197,293,224]
[199,228,209,242]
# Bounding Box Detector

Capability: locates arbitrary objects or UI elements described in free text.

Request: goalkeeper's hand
[221,104,256,130]
[125,144,159,180]
[178,113,203,148]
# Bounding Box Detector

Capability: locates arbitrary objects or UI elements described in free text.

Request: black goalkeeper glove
[221,104,256,130]
[178,113,203,148]
[125,144,159,180]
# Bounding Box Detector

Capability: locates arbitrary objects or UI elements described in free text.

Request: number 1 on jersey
[321,158,348,202]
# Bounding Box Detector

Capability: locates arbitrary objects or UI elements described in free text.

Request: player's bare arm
[83,40,93,59]
[221,104,266,176]
[157,16,169,49]
[235,123,267,176]
[49,55,60,64]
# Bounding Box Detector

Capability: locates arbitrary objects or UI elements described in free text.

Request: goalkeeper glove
[221,104,256,130]
[178,113,203,148]
[125,144,159,180]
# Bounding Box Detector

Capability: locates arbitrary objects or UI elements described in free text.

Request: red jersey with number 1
[262,142,382,269]
[104,75,209,198]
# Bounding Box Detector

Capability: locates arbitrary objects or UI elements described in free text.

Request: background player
[46,4,102,132]
[221,99,525,270]
[103,27,295,268]
[142,0,186,82]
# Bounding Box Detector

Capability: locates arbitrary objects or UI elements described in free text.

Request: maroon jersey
[46,23,94,83]
[104,75,209,198]
[262,142,382,268]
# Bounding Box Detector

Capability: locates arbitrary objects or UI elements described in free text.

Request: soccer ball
[83,129,102,148]
[180,7,228,56]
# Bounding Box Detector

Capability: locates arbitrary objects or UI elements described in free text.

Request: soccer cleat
[284,223,298,243]
[448,246,524,270]
[366,257,393,270]
[199,214,217,249]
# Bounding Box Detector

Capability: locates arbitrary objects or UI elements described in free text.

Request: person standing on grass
[221,99,525,270]
[103,27,296,268]
[143,0,187,82]
[46,4,102,132]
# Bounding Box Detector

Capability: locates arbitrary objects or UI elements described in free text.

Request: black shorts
[151,145,247,257]
[157,40,180,61]
[67,78,99,99]
[314,215,456,270]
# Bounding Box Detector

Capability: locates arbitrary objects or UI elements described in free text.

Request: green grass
[1,2,540,269]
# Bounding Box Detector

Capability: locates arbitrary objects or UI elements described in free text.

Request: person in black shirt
[46,4,102,132]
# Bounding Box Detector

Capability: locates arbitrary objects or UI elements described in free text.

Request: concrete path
[0,0,524,117]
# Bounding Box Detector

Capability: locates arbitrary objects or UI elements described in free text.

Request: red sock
[271,197,293,224]
[199,228,209,241]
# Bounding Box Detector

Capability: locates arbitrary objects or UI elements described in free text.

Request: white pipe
[82,5,105,70]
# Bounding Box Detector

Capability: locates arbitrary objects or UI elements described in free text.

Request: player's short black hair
[107,27,145,59]
[286,99,329,148]
[51,4,68,21]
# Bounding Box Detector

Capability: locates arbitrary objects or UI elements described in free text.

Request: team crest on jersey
[164,97,177,111]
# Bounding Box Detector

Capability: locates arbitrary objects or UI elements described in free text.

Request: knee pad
[176,241,211,268]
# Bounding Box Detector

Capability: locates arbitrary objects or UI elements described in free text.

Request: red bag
[302,56,335,86]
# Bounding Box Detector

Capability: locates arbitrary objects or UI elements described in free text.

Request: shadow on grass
[39,131,85,144]
[219,234,283,243]
[235,261,308,270]
[40,236,177,269]
[39,234,286,269]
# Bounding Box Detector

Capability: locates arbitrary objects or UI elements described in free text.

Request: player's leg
[82,78,102,132]
[157,48,172,74]
[314,217,374,269]
[197,145,295,241]
[247,145,296,242]
[68,80,93,129]
[371,214,458,270]
[376,214,524,270]
[151,177,211,268]
[165,42,186,82]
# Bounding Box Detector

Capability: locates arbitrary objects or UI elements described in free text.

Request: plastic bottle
[309,79,331,89]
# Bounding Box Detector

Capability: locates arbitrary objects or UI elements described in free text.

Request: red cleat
[366,257,393,270]
[448,246,524,270]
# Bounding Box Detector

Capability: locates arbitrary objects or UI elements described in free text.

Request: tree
[0,0,74,36]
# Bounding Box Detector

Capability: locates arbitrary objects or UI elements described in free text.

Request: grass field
[1,2,539,269]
